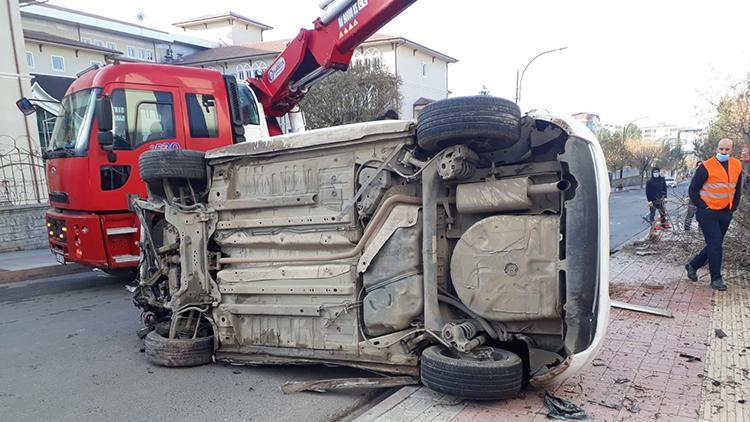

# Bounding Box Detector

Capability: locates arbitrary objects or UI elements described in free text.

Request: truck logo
[338,0,368,29]
[268,58,286,83]
[149,142,180,151]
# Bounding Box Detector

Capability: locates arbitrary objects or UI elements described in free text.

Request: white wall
[25,41,108,77]
[395,46,449,120]
[178,20,263,46]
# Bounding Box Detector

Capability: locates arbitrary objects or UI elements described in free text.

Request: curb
[352,386,422,422]
[0,263,90,285]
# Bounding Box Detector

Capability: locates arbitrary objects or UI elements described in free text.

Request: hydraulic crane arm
[248,0,417,118]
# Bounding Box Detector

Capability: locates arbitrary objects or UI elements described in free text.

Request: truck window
[186,93,219,138]
[237,83,260,126]
[110,89,176,149]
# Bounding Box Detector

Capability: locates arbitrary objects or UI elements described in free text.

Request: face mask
[652,172,660,178]
[716,153,730,162]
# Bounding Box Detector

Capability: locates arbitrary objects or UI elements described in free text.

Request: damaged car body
[131,96,610,400]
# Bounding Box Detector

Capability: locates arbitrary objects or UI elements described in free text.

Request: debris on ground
[715,328,728,339]
[611,300,674,318]
[543,392,588,420]
[614,378,631,384]
[635,251,657,256]
[679,353,702,362]
[587,399,621,410]
[623,397,641,413]
[591,358,607,367]
[280,376,418,394]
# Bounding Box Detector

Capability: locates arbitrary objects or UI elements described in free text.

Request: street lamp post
[515,47,568,104]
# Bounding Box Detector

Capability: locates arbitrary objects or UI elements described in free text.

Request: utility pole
[515,47,568,104]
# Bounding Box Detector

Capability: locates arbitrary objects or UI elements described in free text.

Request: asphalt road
[0,272,380,422]
[609,181,690,250]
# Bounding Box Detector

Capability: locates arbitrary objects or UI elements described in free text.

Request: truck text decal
[268,58,286,83]
[149,142,180,151]
[338,0,368,29]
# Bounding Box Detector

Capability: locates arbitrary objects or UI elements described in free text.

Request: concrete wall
[0,204,47,252]
[0,0,41,152]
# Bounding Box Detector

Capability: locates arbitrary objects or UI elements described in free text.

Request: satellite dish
[136,10,145,22]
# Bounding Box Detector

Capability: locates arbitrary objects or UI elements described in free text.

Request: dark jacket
[646,176,667,202]
[688,160,743,211]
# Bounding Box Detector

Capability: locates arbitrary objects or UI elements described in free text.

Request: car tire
[420,345,523,400]
[138,150,207,184]
[416,96,522,153]
[144,330,213,368]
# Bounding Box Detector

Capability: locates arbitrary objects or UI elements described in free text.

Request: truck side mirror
[95,97,114,149]
[16,97,36,116]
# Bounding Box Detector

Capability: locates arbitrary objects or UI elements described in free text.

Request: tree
[597,127,630,179]
[300,64,402,129]
[626,138,665,187]
[654,141,686,175]
[697,74,750,160]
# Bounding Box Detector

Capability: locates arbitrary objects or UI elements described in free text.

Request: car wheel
[420,345,523,400]
[416,96,522,153]
[138,150,207,198]
[144,330,213,368]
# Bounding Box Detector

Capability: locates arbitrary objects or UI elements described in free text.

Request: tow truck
[28,0,416,273]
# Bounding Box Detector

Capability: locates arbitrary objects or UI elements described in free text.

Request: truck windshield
[47,88,98,155]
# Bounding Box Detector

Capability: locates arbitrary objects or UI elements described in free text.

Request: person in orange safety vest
[685,138,743,290]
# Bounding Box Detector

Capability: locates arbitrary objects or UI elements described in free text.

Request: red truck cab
[45,63,261,272]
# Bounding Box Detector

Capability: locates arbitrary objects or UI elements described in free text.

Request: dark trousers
[648,199,667,223]
[689,208,733,281]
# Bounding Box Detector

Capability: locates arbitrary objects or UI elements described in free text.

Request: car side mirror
[16,97,36,116]
[95,97,113,149]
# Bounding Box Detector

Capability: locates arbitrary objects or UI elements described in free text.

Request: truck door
[94,84,184,209]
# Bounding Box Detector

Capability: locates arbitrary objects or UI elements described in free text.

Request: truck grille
[49,191,69,204]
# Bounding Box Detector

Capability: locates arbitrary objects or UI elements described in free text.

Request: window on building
[127,46,136,58]
[422,63,427,77]
[363,48,383,68]
[138,48,146,60]
[235,63,252,81]
[51,55,65,72]
[145,49,155,62]
[81,38,93,44]
[351,51,364,67]
[26,52,34,69]
[109,89,176,149]
[107,42,117,51]
[94,40,104,47]
[251,61,267,77]
[185,94,219,138]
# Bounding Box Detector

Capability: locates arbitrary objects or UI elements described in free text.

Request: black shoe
[685,264,698,281]
[711,279,727,291]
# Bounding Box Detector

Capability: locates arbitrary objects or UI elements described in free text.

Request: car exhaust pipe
[456,177,570,213]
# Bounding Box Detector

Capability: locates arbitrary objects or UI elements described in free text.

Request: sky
[49,0,750,128]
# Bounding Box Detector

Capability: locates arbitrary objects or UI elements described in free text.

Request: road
[608,181,690,250]
[0,272,380,422]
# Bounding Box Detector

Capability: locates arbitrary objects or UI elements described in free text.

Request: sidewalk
[0,248,88,283]
[358,247,750,422]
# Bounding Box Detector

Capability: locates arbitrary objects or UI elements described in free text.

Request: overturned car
[131,96,609,400]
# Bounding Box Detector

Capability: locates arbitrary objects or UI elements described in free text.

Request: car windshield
[47,88,99,154]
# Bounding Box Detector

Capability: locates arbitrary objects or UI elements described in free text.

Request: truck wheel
[420,345,523,400]
[144,330,213,367]
[416,96,521,153]
[138,150,207,184]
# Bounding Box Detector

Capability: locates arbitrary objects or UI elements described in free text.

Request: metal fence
[0,136,47,207]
